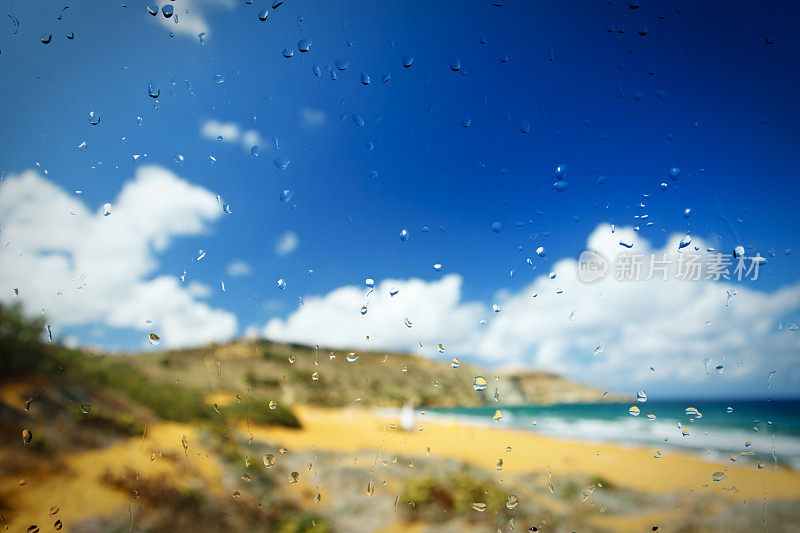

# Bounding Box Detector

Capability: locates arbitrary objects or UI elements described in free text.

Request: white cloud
[147,0,235,40]
[199,119,265,154]
[262,275,483,354]
[275,231,298,257]
[260,225,800,395]
[299,107,328,130]
[226,259,252,278]
[0,166,238,348]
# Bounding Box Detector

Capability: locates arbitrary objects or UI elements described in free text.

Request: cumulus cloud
[0,166,238,348]
[260,225,800,395]
[226,259,252,278]
[199,119,265,153]
[147,0,235,40]
[275,231,298,257]
[299,107,328,130]
[262,275,483,354]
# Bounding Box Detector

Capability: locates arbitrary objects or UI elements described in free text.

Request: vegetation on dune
[0,302,298,428]
[400,470,511,523]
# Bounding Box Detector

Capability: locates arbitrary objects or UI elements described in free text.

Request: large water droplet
[506,495,519,509]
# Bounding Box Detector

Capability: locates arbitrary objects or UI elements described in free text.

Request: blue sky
[1,0,799,397]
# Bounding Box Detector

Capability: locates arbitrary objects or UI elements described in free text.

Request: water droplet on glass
[161,5,174,18]
[433,263,443,272]
[506,495,519,509]
[282,48,294,58]
[400,228,409,241]
[258,9,269,21]
[360,72,371,85]
[669,167,680,180]
[273,157,291,171]
[473,376,487,392]
[41,33,52,44]
[102,203,112,216]
[81,404,91,414]
[289,472,299,484]
[491,221,502,233]
[402,55,414,68]
[679,235,692,250]
[637,391,647,402]
[148,332,160,345]
[147,83,159,98]
[712,471,725,482]
[298,39,311,52]
[263,454,275,467]
[277,278,287,290]
[628,405,640,416]
[451,358,460,368]
[22,429,32,445]
[147,4,158,16]
[449,58,461,71]
[279,189,294,204]
[403,318,413,328]
[471,502,487,512]
[88,111,101,125]
[347,353,359,363]
[352,114,365,127]
[268,400,277,410]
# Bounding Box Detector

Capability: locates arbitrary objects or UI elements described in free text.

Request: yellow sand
[248,406,800,500]
[0,421,222,530]
[3,405,799,530]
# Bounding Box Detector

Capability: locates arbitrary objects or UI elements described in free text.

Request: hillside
[117,339,616,408]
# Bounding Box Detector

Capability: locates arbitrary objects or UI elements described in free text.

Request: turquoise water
[424,400,800,469]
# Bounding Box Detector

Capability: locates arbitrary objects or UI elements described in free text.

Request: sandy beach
[250,406,800,500]
[4,405,799,532]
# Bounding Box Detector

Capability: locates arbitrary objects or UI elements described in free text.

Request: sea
[421,400,800,470]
